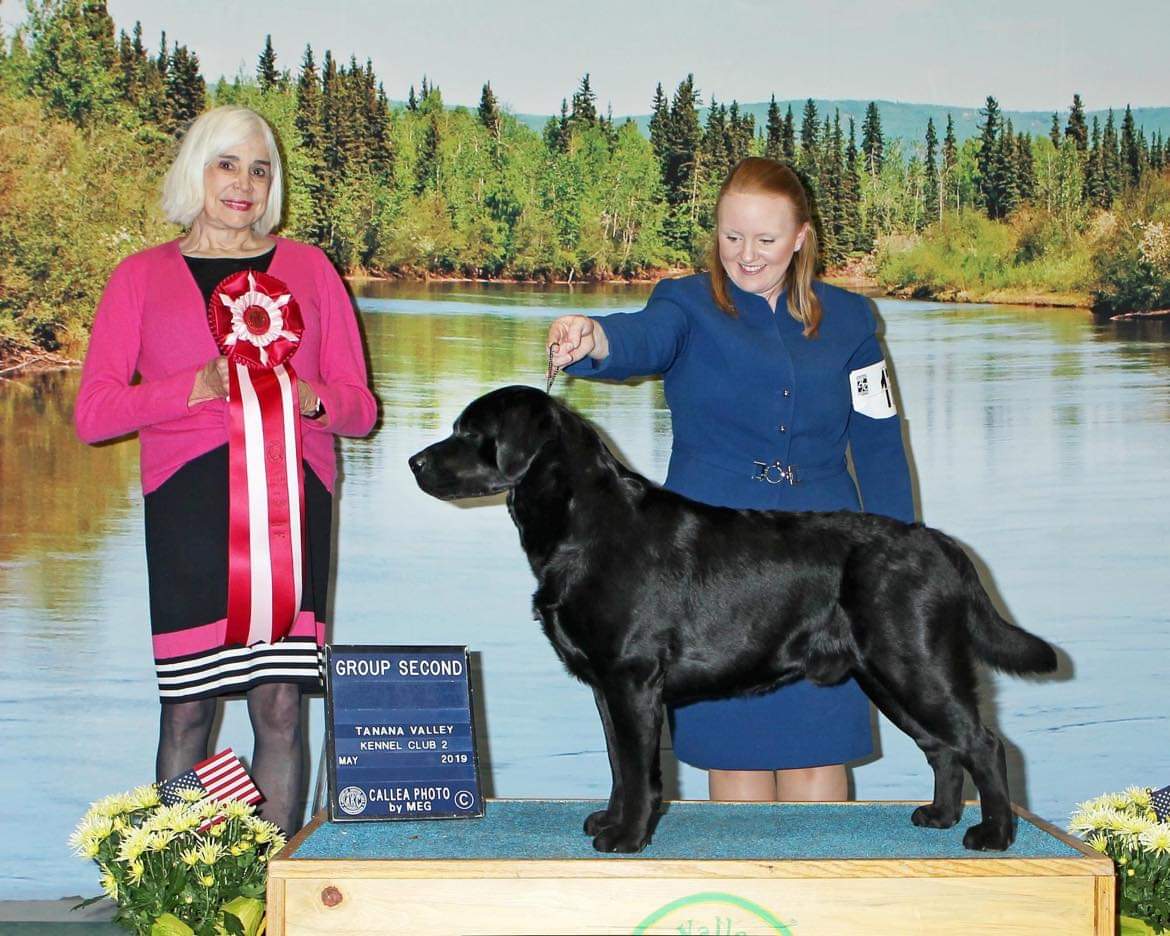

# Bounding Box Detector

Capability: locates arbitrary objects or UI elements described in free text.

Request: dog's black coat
[409,386,1058,853]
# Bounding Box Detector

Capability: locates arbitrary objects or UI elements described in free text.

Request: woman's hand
[297,379,323,418]
[188,356,229,406]
[547,315,609,367]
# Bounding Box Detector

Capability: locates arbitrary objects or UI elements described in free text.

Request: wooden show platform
[267,799,1114,934]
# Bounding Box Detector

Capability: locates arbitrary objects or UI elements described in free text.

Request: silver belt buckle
[753,460,798,485]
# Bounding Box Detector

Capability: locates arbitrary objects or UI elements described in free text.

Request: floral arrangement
[1070,787,1170,934]
[70,783,285,936]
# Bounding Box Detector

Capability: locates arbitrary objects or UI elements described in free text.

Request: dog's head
[408,386,560,501]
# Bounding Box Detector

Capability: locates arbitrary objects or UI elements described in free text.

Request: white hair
[160,105,284,233]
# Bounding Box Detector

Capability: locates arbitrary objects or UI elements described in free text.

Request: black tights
[156,682,306,834]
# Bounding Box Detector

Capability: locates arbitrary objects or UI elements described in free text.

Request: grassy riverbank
[874,185,1170,313]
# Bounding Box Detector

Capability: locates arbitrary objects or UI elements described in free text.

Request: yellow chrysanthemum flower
[70,816,115,856]
[1114,814,1154,844]
[1124,787,1152,808]
[126,860,145,886]
[1086,833,1109,853]
[1140,825,1170,855]
[99,871,119,900]
[130,784,160,810]
[199,874,216,887]
[179,848,200,867]
[149,830,176,852]
[116,828,151,864]
[177,788,206,804]
[168,808,200,834]
[223,801,250,821]
[208,820,226,838]
[196,841,224,866]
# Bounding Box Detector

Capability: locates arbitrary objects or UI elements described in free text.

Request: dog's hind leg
[589,672,665,854]
[954,729,1014,851]
[861,664,1015,850]
[853,672,964,830]
[584,688,624,836]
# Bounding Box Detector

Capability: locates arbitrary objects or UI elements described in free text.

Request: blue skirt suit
[565,273,914,770]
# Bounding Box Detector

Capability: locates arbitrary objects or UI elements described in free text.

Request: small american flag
[158,749,263,808]
[1152,785,1170,823]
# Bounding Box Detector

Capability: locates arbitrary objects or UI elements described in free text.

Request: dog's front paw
[962,820,1014,851]
[592,825,650,853]
[911,803,961,829]
[583,809,614,836]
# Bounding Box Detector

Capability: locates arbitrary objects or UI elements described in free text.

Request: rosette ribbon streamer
[208,270,306,647]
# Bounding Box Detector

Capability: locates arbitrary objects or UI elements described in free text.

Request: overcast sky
[5,0,1168,115]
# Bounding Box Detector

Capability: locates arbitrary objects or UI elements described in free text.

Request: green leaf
[151,912,196,936]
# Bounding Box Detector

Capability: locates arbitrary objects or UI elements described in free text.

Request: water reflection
[1,283,1167,898]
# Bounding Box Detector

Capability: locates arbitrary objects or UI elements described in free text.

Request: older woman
[547,157,914,805]
[75,105,377,833]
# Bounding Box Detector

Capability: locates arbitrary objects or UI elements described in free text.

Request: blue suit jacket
[566,273,914,523]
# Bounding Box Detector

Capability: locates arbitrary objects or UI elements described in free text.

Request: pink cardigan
[75,238,377,494]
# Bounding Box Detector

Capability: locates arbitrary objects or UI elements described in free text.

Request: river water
[1,281,1167,897]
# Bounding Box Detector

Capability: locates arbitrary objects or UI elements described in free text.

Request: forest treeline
[2,0,1170,355]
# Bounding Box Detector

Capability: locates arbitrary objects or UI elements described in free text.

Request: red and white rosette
[208,270,306,647]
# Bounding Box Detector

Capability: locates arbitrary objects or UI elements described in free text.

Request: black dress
[144,249,330,702]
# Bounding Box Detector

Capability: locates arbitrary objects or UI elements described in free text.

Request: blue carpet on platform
[293,800,1083,861]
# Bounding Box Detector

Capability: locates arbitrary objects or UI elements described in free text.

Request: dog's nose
[408,451,427,475]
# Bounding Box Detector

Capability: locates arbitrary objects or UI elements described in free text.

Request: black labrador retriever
[408,386,1057,854]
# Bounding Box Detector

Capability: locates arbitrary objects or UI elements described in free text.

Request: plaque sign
[325,645,484,822]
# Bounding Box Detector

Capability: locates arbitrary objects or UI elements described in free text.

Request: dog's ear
[495,396,559,482]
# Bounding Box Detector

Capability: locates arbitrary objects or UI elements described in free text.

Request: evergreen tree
[727,100,752,167]
[942,115,959,212]
[1119,105,1141,187]
[1084,115,1104,207]
[407,84,418,112]
[257,34,278,92]
[648,82,669,165]
[114,29,137,103]
[156,30,167,83]
[662,74,703,256]
[363,62,392,176]
[781,105,796,162]
[999,117,1020,212]
[1014,131,1034,202]
[798,97,819,180]
[295,45,322,154]
[975,95,1013,219]
[702,97,728,179]
[861,101,884,174]
[478,81,501,139]
[1101,109,1121,203]
[1065,94,1088,152]
[1049,113,1061,147]
[823,111,846,260]
[293,45,326,240]
[924,117,939,222]
[416,110,441,194]
[764,94,783,160]
[570,73,597,127]
[25,0,120,126]
[843,116,863,250]
[165,44,204,135]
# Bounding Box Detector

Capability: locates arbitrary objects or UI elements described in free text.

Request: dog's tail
[930,530,1058,676]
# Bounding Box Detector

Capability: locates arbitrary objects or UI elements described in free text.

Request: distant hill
[505,99,1170,146]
